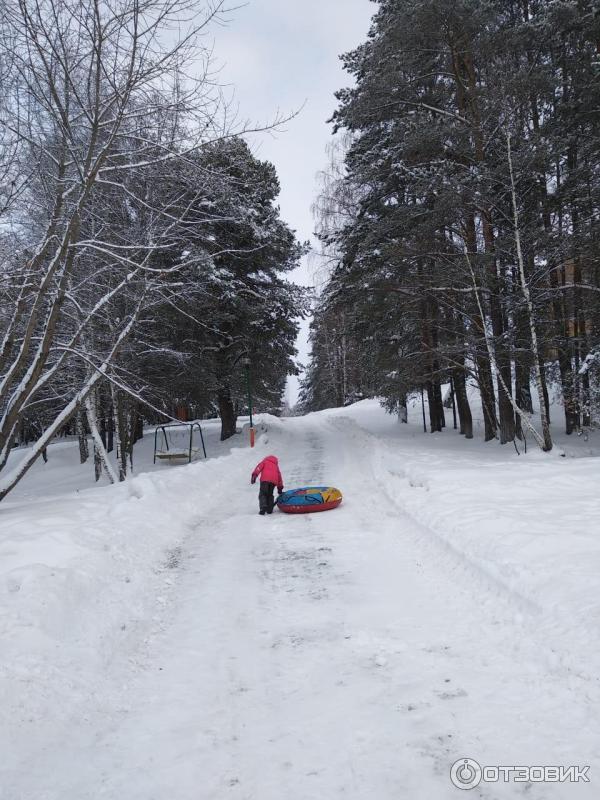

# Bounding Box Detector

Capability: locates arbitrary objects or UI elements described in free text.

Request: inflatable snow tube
[277,486,343,514]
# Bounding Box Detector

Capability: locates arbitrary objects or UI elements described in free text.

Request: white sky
[212,0,374,404]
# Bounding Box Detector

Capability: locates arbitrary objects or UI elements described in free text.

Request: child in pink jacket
[251,455,284,515]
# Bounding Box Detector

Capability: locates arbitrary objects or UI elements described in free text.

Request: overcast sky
[212,0,374,404]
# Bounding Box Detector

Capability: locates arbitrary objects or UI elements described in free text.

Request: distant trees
[0,0,305,499]
[302,0,600,450]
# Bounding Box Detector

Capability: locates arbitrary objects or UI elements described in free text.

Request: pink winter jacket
[251,455,284,491]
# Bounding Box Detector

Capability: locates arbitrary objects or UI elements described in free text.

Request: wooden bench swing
[153,422,207,464]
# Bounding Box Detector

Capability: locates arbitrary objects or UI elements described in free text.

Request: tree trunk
[542,162,577,434]
[449,378,458,430]
[426,379,445,433]
[107,403,114,453]
[454,368,473,439]
[483,219,515,445]
[112,388,129,481]
[218,387,237,441]
[464,214,497,442]
[515,363,533,413]
[85,391,117,484]
[398,392,408,424]
[100,410,107,449]
[515,360,532,441]
[434,378,445,429]
[477,355,497,441]
[134,405,144,442]
[127,404,141,471]
[76,407,89,464]
[507,132,552,451]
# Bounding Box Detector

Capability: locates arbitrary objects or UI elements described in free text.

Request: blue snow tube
[277,486,343,514]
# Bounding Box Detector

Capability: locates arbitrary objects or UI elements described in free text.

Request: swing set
[153,422,207,464]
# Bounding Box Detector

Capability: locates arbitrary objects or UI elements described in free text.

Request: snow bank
[328,399,600,679]
[2,417,234,502]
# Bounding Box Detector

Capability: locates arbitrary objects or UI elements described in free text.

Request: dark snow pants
[259,481,276,514]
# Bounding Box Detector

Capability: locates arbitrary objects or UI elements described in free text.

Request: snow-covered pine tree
[303,0,600,447]
[125,138,310,441]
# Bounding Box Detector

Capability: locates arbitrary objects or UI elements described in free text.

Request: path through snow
[3,412,599,799]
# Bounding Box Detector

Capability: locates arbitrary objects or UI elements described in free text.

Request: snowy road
[4,412,599,799]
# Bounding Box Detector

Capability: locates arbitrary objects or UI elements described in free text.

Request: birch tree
[0,0,291,499]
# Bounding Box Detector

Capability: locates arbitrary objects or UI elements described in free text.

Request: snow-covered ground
[1,402,599,799]
[2,417,234,503]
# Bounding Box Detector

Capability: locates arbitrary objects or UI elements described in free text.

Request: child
[251,455,284,515]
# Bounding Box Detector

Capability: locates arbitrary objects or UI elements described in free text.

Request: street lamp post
[243,357,255,447]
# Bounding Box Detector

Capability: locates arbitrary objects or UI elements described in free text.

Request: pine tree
[303,0,600,447]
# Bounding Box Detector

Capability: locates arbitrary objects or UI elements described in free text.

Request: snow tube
[277,486,343,514]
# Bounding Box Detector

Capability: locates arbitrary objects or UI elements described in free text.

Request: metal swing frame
[153,422,207,464]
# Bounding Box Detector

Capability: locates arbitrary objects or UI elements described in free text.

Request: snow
[1,403,600,798]
[2,418,232,502]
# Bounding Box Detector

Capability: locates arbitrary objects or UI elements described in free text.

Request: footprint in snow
[435,687,468,700]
